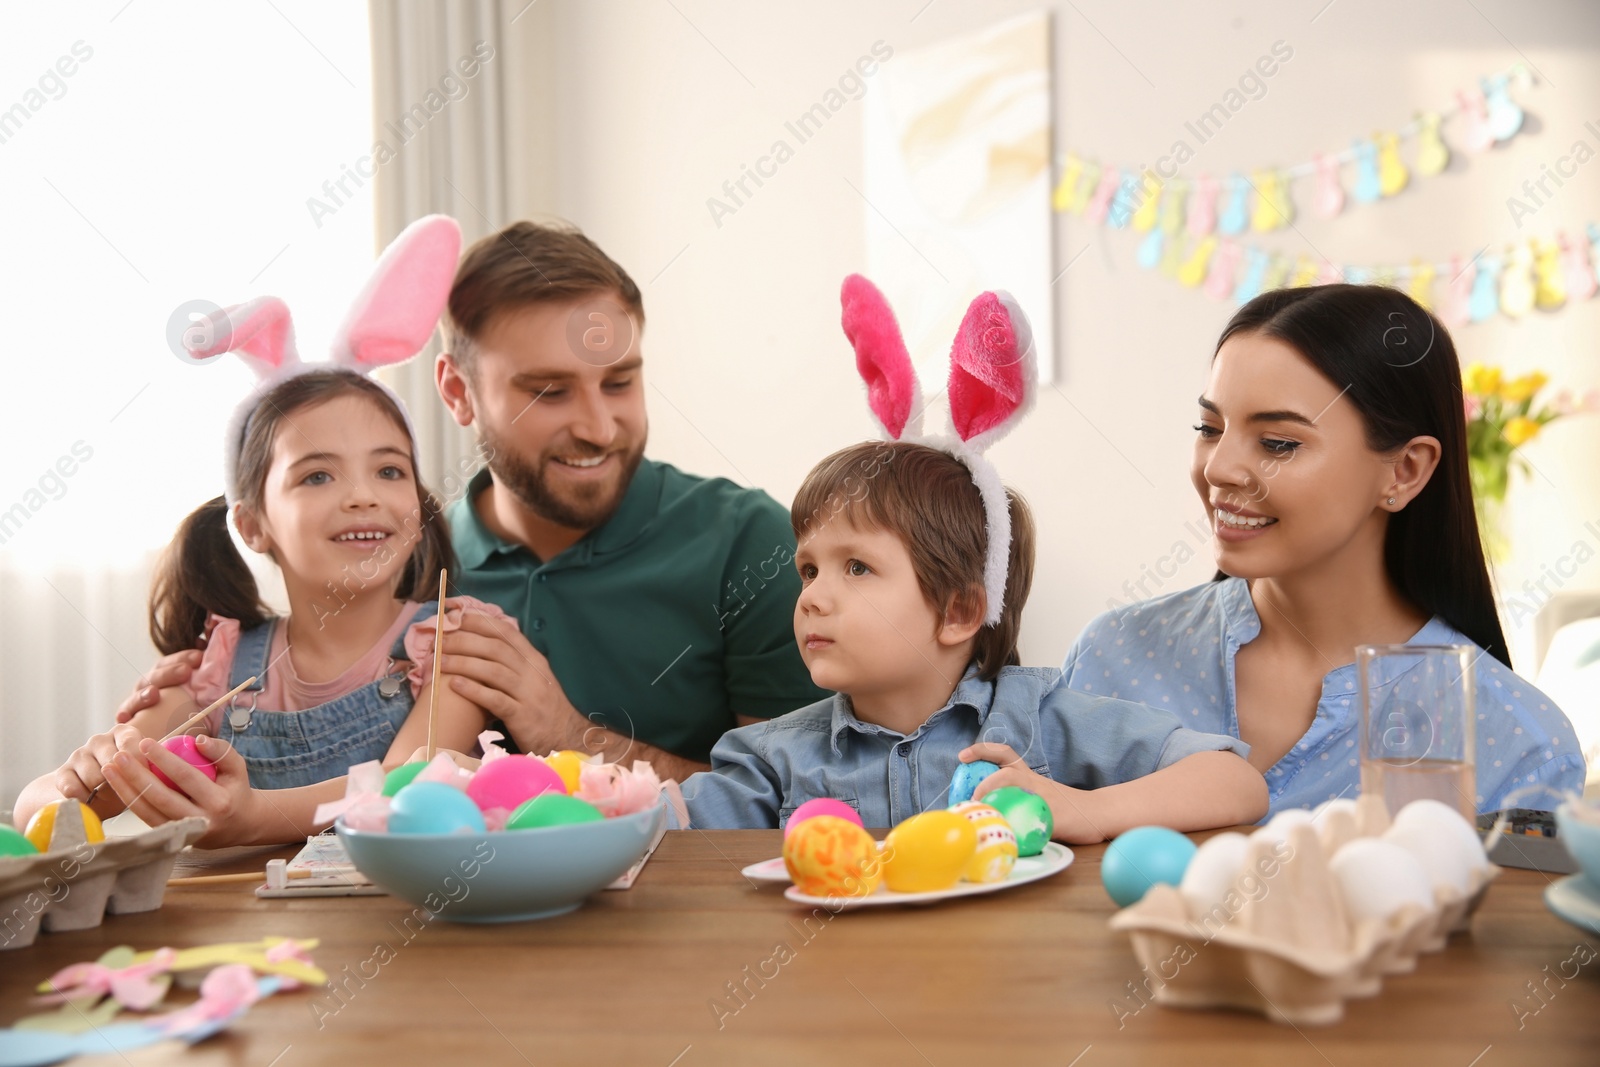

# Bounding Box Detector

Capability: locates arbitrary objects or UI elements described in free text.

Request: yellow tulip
[1503,416,1541,447]
[1462,363,1503,397]
[1500,372,1549,403]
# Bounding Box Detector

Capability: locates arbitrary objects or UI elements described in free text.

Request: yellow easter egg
[783,816,881,899]
[951,801,1019,883]
[545,750,587,794]
[881,811,977,893]
[24,800,104,852]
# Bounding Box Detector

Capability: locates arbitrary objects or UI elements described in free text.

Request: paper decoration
[0,940,318,1067]
[1055,65,1537,237]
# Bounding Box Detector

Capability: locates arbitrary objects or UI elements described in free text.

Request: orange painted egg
[783,815,881,899]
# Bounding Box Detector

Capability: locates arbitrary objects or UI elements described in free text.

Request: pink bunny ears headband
[184,214,463,507]
[840,274,1037,626]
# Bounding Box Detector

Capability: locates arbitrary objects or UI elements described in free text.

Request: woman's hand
[962,741,1115,844]
[100,735,265,849]
[115,649,203,724]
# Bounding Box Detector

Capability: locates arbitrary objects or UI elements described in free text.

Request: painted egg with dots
[950,800,1018,883]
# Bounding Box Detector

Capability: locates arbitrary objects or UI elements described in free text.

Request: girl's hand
[962,742,1114,844]
[401,746,480,772]
[55,725,147,807]
[100,735,263,849]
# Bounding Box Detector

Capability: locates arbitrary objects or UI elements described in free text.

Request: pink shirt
[184,596,514,729]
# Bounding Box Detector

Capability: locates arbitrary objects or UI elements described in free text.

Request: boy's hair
[445,220,645,376]
[790,441,1035,680]
[148,371,455,655]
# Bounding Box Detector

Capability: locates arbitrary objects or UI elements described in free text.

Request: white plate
[741,842,1074,907]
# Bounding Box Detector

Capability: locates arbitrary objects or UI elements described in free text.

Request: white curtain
[369,0,512,491]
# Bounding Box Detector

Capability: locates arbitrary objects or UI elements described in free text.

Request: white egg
[1391,799,1490,872]
[1382,823,1474,896]
[1179,832,1252,916]
[1250,807,1314,849]
[1329,838,1435,921]
[1311,797,1360,824]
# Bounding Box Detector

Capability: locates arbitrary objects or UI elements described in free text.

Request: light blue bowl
[1555,802,1600,891]
[337,804,664,922]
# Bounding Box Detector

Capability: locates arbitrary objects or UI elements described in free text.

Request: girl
[1061,284,1584,815]
[675,278,1267,838]
[14,216,511,846]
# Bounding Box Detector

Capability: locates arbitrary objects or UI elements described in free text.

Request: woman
[1062,285,1584,815]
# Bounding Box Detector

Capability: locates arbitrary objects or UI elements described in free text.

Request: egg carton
[1,810,208,950]
[1108,796,1497,1026]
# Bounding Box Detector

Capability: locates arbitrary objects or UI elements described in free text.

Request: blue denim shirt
[1061,577,1586,814]
[675,665,1251,829]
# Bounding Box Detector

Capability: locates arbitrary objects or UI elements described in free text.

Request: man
[119,221,823,780]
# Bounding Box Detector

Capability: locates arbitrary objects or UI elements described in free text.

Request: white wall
[503,0,1600,671]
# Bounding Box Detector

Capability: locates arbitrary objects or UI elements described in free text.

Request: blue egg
[1102,826,1198,907]
[388,781,487,835]
[947,760,1001,806]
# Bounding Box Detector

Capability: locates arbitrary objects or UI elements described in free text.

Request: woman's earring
[1387,496,1397,506]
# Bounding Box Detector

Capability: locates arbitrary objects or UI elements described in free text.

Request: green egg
[984,786,1053,857]
[506,792,604,830]
[381,761,428,797]
[0,824,40,857]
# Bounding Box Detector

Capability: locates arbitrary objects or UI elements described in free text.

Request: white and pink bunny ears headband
[183,215,463,507]
[840,274,1037,626]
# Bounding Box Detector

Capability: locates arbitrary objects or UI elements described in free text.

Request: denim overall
[218,603,437,790]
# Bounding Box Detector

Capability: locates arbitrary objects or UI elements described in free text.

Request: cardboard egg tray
[1108,798,1498,1026]
[1,812,208,950]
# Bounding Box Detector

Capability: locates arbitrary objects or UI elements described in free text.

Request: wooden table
[2,831,1596,1066]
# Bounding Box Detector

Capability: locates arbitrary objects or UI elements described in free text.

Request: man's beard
[478,423,645,532]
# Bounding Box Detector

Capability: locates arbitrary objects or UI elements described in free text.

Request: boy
[676,442,1268,842]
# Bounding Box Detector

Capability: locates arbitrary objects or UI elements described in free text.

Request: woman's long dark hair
[148,371,455,655]
[1212,284,1510,667]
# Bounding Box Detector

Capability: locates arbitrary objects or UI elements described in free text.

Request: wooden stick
[84,675,259,804]
[167,869,313,887]
[426,570,447,761]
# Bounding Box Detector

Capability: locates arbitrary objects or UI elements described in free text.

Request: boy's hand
[100,735,261,849]
[961,741,1113,844]
[54,725,148,804]
[115,649,203,724]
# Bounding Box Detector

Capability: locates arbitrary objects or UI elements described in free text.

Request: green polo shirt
[447,459,827,763]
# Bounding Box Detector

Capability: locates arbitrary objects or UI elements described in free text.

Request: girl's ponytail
[148,495,269,655]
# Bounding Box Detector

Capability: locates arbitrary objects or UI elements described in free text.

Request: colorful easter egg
[881,811,976,893]
[0,825,40,857]
[783,816,881,899]
[947,760,1000,806]
[23,801,104,853]
[388,781,487,834]
[1103,826,1197,907]
[784,798,863,838]
[382,761,428,797]
[150,735,219,794]
[544,750,589,794]
[507,792,604,830]
[466,754,565,813]
[983,786,1053,857]
[951,800,1018,883]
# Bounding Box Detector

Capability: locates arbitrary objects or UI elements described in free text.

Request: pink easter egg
[465,754,565,813]
[150,735,219,794]
[784,798,863,838]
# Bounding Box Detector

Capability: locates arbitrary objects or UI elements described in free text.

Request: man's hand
[437,606,592,754]
[115,649,203,724]
[100,735,264,849]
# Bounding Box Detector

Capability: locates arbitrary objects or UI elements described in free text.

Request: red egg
[466,755,565,813]
[150,735,218,794]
